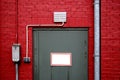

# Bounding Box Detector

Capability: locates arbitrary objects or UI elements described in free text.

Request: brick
[3,0,120,80]
[101,0,120,79]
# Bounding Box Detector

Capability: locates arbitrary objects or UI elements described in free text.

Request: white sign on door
[50,52,72,66]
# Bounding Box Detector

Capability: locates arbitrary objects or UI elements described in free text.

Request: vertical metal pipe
[94,0,100,80]
[15,63,18,80]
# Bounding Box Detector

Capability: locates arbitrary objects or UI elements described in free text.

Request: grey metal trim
[33,28,88,31]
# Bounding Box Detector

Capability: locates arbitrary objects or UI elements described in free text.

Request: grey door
[33,28,88,80]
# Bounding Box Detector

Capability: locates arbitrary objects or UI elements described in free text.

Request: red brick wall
[0,0,17,80]
[101,0,120,80]
[0,0,94,80]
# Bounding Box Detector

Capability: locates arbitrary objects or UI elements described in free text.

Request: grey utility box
[12,44,20,62]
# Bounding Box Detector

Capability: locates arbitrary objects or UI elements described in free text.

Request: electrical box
[54,12,67,22]
[12,44,20,62]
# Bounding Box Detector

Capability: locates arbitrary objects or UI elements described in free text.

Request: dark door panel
[33,28,88,80]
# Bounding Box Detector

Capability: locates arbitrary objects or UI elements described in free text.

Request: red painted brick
[1,0,119,80]
[101,0,120,79]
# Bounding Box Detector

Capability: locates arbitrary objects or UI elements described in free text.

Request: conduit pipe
[15,64,18,80]
[24,22,64,62]
[94,0,100,80]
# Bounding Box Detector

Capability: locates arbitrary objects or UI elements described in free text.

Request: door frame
[32,27,89,80]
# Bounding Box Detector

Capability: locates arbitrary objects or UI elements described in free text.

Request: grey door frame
[33,28,88,80]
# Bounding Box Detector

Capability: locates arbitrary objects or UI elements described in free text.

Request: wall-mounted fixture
[12,44,20,62]
[12,44,20,80]
[54,12,67,22]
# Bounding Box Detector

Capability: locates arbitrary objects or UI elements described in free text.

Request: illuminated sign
[50,52,72,66]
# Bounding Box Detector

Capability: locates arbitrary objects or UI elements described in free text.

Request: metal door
[33,28,88,80]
